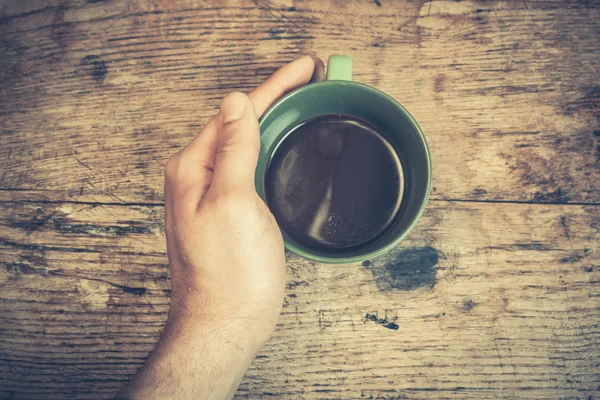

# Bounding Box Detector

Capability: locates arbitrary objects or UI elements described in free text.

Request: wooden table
[1,1,599,398]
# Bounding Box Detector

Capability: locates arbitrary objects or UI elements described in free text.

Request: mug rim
[258,80,432,264]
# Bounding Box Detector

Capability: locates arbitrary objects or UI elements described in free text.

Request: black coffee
[265,114,403,252]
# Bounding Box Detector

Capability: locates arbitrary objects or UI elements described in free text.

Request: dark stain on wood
[134,127,153,136]
[5,262,52,277]
[368,246,439,291]
[120,286,147,296]
[78,276,149,297]
[269,26,286,36]
[373,0,382,7]
[434,74,447,93]
[474,8,490,24]
[53,218,153,236]
[251,0,319,25]
[79,55,108,84]
[532,188,571,204]
[565,86,600,116]
[384,322,399,330]
[365,313,399,330]
[471,188,487,198]
[513,242,553,251]
[500,151,578,204]
[560,254,583,264]
[1,238,100,254]
[7,208,56,236]
[6,201,163,240]
[462,299,478,312]
[560,215,571,238]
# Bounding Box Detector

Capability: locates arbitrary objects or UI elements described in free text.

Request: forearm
[119,315,257,400]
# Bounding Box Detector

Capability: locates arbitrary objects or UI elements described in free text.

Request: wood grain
[1,0,599,399]
[1,0,599,204]
[1,199,599,399]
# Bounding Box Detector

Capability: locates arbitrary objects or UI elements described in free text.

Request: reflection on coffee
[265,114,404,252]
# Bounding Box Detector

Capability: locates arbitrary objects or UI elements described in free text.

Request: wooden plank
[1,199,598,399]
[1,1,599,399]
[1,0,599,204]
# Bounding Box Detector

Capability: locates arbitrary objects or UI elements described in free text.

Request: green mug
[255,55,431,264]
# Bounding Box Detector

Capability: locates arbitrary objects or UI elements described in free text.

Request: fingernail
[220,92,246,123]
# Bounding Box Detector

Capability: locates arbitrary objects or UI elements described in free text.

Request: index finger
[248,56,323,118]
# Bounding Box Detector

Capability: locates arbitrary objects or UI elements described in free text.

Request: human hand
[164,54,324,347]
[120,56,324,400]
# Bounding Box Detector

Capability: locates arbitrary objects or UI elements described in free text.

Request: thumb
[212,92,261,193]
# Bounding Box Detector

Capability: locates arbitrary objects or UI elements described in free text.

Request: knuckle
[164,154,181,181]
[226,91,245,99]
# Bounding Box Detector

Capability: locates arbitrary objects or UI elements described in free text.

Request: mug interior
[256,81,431,263]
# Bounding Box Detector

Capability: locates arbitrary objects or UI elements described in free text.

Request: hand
[119,56,324,400]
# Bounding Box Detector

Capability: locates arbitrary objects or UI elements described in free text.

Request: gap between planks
[0,194,598,208]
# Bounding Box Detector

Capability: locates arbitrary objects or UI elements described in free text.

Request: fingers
[165,55,325,214]
[310,56,326,83]
[164,118,219,215]
[210,92,261,194]
[249,55,323,118]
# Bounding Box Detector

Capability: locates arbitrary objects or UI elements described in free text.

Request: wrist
[168,278,278,352]
[164,309,264,359]
[122,310,257,400]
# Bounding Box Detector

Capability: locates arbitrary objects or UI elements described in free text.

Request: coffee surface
[265,114,403,252]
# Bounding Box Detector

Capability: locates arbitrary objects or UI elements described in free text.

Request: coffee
[264,114,404,253]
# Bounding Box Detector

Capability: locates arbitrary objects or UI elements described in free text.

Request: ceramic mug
[255,55,431,264]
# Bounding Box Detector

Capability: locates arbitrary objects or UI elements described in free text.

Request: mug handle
[327,55,352,81]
